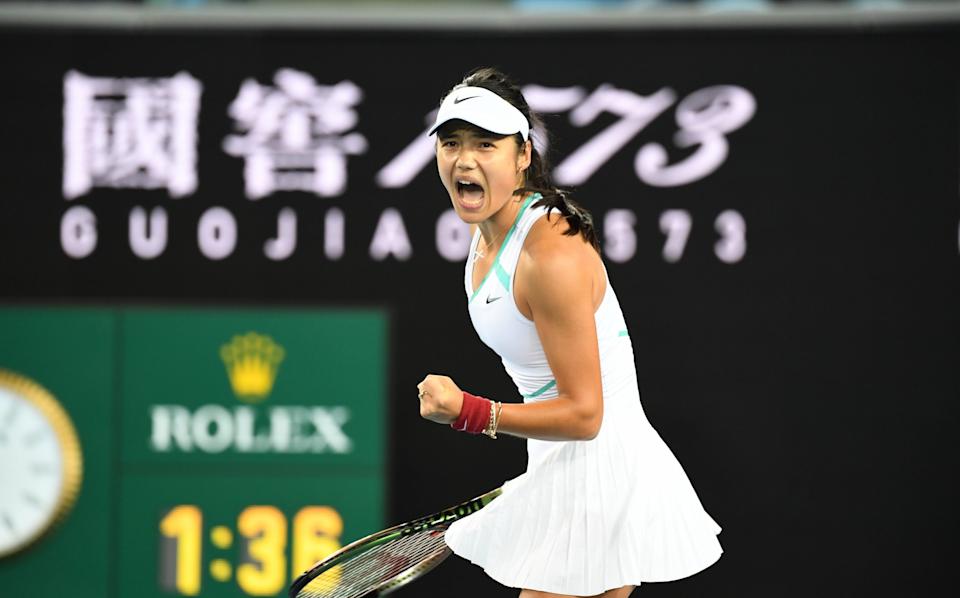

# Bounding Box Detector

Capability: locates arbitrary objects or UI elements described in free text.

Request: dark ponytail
[447,67,600,252]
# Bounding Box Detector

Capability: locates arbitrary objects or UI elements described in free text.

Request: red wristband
[450,391,491,434]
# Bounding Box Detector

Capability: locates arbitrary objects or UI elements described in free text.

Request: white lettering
[309,407,352,453]
[198,207,237,260]
[714,209,747,264]
[234,406,255,451]
[62,70,201,199]
[369,208,412,261]
[324,207,345,260]
[129,206,168,259]
[269,408,292,452]
[603,209,636,264]
[375,110,438,189]
[233,406,273,452]
[264,207,297,261]
[377,82,752,192]
[61,205,98,259]
[555,86,676,186]
[288,407,314,453]
[150,405,193,451]
[522,84,587,154]
[149,404,354,454]
[190,405,233,453]
[636,85,756,187]
[436,209,471,262]
[224,71,367,199]
[660,209,692,263]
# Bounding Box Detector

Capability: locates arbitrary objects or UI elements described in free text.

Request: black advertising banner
[0,21,958,598]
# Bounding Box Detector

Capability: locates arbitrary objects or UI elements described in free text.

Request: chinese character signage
[0,22,957,598]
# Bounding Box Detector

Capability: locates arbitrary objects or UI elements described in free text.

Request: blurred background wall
[0,1,957,597]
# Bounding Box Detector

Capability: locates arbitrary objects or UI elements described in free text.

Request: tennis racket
[288,487,502,598]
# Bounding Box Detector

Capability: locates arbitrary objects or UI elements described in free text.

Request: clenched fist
[417,374,464,424]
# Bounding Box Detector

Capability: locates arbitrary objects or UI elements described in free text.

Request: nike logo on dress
[486,295,502,304]
[454,95,480,104]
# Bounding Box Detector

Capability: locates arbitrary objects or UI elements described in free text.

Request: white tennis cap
[429,86,530,141]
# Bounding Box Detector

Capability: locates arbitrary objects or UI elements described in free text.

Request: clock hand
[22,493,43,509]
[0,402,19,435]
[1,512,15,534]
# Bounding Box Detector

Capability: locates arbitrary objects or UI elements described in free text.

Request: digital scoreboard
[0,307,387,598]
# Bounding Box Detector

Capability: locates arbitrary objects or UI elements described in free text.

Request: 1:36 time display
[159,504,343,596]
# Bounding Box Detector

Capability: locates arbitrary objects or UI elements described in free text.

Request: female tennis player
[416,67,723,598]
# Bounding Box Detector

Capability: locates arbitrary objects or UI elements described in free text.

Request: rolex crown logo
[220,332,286,402]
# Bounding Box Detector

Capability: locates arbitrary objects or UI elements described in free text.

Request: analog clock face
[0,373,82,557]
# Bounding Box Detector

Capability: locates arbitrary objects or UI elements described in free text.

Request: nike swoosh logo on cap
[453,95,480,104]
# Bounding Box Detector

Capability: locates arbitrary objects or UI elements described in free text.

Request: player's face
[436,125,531,225]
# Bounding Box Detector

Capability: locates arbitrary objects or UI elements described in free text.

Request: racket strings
[297,527,450,598]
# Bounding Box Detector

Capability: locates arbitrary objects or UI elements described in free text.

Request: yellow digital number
[159,505,202,596]
[158,503,346,596]
[237,505,287,596]
[292,506,344,579]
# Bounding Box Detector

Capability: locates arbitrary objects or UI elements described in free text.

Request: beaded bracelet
[482,401,503,439]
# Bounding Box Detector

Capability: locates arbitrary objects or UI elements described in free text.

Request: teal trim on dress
[522,379,557,399]
[469,193,541,303]
[618,330,629,337]
[494,262,511,290]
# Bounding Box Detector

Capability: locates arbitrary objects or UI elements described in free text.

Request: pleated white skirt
[444,399,722,596]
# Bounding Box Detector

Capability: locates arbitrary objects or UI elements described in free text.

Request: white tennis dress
[444,194,723,595]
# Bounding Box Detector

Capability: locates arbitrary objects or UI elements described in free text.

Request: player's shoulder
[522,205,594,280]
[526,199,591,250]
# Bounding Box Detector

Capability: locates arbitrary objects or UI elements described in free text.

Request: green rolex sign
[0,307,387,598]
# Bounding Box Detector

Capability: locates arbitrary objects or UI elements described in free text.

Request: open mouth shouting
[455,178,486,210]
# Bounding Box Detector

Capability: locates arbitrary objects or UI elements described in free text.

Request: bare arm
[495,225,604,441]
[418,219,605,441]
